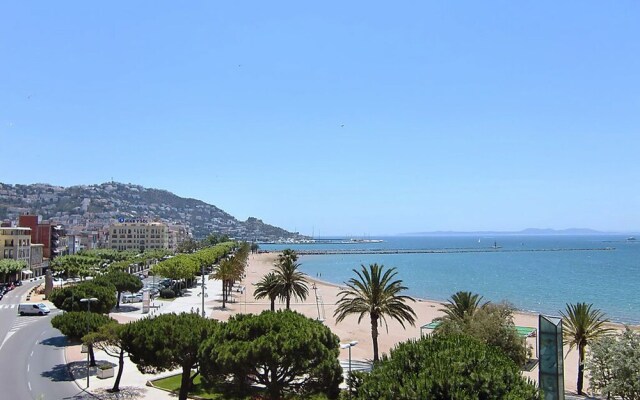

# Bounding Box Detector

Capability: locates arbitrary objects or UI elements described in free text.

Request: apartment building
[30,243,47,277]
[67,231,100,254]
[168,224,190,251]
[18,214,63,259]
[0,227,32,263]
[108,219,169,251]
[0,227,33,281]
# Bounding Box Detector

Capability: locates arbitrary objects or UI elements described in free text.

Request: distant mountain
[518,228,603,235]
[0,182,304,241]
[402,228,608,236]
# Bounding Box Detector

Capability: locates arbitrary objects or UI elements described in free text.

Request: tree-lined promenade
[45,242,636,399]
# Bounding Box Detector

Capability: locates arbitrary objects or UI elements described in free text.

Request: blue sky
[1,1,638,235]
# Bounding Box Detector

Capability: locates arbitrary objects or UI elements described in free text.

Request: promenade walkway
[37,274,600,399]
[63,275,225,399]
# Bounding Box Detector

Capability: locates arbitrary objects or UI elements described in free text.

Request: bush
[199,310,342,400]
[354,334,539,400]
[435,301,530,366]
[160,288,175,299]
[587,327,640,399]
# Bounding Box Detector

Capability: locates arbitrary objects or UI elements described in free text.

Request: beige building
[1,227,32,263]
[108,219,169,251]
[29,243,46,277]
[168,224,190,251]
[1,227,33,280]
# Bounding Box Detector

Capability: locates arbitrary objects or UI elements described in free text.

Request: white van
[18,303,50,316]
[122,293,142,303]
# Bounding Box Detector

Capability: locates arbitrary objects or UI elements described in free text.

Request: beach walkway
[34,253,607,399]
[61,277,226,399]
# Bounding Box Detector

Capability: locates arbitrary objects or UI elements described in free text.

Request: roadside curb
[63,343,102,399]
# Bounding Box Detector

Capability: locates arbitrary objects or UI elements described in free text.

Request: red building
[18,215,61,260]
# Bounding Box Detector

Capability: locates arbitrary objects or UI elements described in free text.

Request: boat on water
[344,238,384,244]
[491,241,502,249]
[627,237,637,241]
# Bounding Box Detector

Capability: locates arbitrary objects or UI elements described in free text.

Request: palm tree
[273,250,308,309]
[439,291,488,322]
[280,248,298,263]
[334,263,417,362]
[560,302,614,395]
[254,272,280,311]
[213,259,236,309]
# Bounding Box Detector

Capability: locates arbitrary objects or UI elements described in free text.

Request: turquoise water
[262,235,640,324]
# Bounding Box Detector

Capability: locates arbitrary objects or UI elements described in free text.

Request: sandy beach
[204,252,633,395]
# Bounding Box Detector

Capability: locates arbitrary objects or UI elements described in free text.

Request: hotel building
[108,219,169,251]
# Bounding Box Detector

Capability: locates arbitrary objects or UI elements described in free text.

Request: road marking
[31,350,34,357]
[28,382,31,391]
[0,315,49,350]
[0,332,14,349]
[27,364,30,372]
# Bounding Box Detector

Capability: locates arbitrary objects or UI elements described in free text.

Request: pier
[293,247,615,256]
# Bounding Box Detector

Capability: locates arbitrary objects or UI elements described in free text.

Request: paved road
[0,281,87,399]
[0,280,40,348]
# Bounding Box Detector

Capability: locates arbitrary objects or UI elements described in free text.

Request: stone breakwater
[293,247,615,255]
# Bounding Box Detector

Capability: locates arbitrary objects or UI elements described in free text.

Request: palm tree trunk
[286,294,290,310]
[577,344,585,395]
[270,296,275,311]
[371,314,379,362]
[222,281,226,309]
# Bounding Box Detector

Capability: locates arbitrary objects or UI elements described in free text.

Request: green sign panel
[539,315,564,400]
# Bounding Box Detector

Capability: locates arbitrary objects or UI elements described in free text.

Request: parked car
[144,288,159,297]
[122,293,143,303]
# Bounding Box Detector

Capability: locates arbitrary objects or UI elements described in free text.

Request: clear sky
[1,1,638,235]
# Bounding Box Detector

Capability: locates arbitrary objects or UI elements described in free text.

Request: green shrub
[159,288,175,298]
[587,327,640,399]
[354,334,539,400]
[199,310,342,399]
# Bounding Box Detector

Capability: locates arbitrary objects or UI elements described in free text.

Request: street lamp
[340,340,358,398]
[80,297,98,388]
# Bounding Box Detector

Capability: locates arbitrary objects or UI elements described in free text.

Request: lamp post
[80,297,98,388]
[312,283,321,321]
[340,340,358,398]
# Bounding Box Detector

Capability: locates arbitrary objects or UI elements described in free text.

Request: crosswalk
[9,315,42,330]
[0,304,18,309]
[1,309,56,349]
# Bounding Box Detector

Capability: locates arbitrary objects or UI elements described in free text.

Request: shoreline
[299,255,639,330]
[227,252,638,395]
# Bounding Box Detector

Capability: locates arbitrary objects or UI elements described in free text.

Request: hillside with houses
[0,182,304,241]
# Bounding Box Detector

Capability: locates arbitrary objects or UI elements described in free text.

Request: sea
[261,235,640,325]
